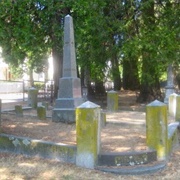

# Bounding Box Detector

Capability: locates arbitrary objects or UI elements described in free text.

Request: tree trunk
[138,52,162,103]
[52,48,63,99]
[111,56,121,91]
[29,69,34,87]
[123,58,140,90]
[137,0,162,103]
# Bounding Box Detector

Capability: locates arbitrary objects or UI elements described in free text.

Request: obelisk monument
[52,15,84,123]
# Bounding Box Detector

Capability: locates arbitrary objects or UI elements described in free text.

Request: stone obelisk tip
[63,14,77,77]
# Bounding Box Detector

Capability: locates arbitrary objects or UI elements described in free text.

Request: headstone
[28,87,38,109]
[146,100,168,160]
[107,90,118,112]
[52,15,84,123]
[76,101,101,169]
[15,105,23,117]
[164,65,175,104]
[37,106,46,120]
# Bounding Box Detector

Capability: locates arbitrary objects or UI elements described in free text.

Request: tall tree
[122,0,140,90]
[0,0,70,95]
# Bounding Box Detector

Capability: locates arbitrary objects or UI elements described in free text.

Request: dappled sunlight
[21,122,49,129]
[18,162,37,168]
[101,122,147,152]
[1,107,147,152]
[0,167,9,173]
[41,170,59,179]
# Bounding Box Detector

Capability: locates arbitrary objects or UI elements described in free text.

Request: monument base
[52,108,76,123]
[52,97,84,123]
[54,98,84,108]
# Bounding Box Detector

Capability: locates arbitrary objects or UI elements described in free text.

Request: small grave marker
[15,105,23,117]
[37,106,46,120]
[28,87,38,109]
[107,90,118,112]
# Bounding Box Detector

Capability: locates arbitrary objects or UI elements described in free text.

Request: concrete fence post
[107,90,118,112]
[76,101,101,169]
[15,105,23,117]
[146,100,168,160]
[28,87,38,109]
[175,95,180,122]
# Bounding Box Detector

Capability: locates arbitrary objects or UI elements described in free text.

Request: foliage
[0,0,179,100]
[34,81,45,90]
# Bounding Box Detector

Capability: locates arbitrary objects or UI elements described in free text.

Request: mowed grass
[0,146,180,180]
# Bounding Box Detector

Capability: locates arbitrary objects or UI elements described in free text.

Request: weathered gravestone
[15,104,23,117]
[37,105,46,120]
[52,15,84,123]
[164,65,175,104]
[107,90,118,112]
[28,87,38,109]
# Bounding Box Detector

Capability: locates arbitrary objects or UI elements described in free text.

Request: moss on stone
[76,103,100,168]
[37,106,46,120]
[146,100,168,160]
[15,105,23,117]
[28,88,38,109]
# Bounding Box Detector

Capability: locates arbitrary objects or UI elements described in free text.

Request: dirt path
[0,90,180,179]
[0,90,175,152]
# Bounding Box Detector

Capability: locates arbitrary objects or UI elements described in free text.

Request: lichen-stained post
[168,93,177,118]
[175,95,180,122]
[107,91,118,112]
[146,100,168,160]
[28,87,38,109]
[76,101,101,169]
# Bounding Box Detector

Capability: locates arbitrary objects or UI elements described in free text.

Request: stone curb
[0,133,76,163]
[0,133,168,175]
[2,107,32,112]
[95,161,167,175]
[98,150,157,166]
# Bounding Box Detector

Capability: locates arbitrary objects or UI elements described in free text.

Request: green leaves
[0,0,179,93]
